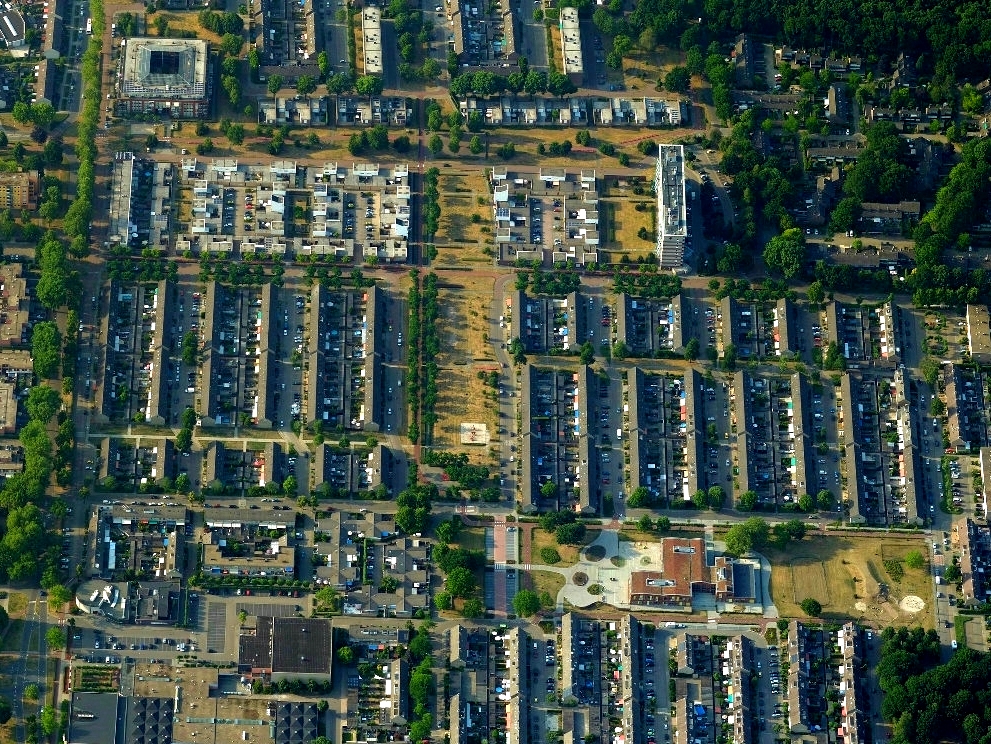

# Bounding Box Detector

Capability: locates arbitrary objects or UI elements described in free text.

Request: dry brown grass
[528,570,565,604]
[766,534,933,628]
[434,172,493,263]
[531,526,581,566]
[6,593,26,617]
[790,561,830,604]
[602,197,656,260]
[432,274,499,463]
[154,13,225,44]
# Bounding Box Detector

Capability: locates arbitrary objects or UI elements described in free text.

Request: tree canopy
[724,517,770,556]
[513,589,541,617]
[762,228,806,279]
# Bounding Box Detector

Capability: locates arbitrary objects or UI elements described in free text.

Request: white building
[655,145,687,268]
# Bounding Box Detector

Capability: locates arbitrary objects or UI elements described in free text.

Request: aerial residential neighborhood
[0,0,990,742]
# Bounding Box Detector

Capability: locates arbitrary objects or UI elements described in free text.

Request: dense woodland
[879,626,991,744]
[589,0,991,91]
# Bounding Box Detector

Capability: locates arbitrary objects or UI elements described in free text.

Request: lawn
[456,526,488,553]
[530,525,581,566]
[602,197,656,261]
[6,593,26,617]
[528,570,565,606]
[766,534,933,628]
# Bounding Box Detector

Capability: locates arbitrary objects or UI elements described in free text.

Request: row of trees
[418,272,439,442]
[449,65,577,98]
[723,516,808,557]
[422,451,488,488]
[63,0,105,245]
[406,270,421,443]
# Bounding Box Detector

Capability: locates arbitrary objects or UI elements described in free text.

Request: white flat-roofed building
[655,145,688,268]
[560,7,583,85]
[362,7,382,75]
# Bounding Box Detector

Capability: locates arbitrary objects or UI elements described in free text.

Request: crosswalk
[520,563,533,571]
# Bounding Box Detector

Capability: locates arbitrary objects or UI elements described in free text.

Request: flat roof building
[559,8,583,85]
[0,9,26,53]
[118,38,210,118]
[966,304,991,364]
[238,616,333,681]
[0,171,38,211]
[655,145,687,268]
[361,8,383,75]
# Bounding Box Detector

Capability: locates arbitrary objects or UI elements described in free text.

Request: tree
[547,71,577,97]
[461,598,484,618]
[738,490,759,511]
[725,517,769,556]
[816,489,833,510]
[40,704,57,736]
[435,517,460,544]
[555,522,586,545]
[920,358,940,387]
[175,428,192,452]
[692,490,708,510]
[664,66,690,92]
[807,280,825,305]
[435,591,452,610]
[944,562,962,583]
[45,626,66,650]
[317,51,330,79]
[905,550,926,570]
[763,228,806,278]
[11,101,30,125]
[428,134,443,156]
[829,196,861,234]
[707,485,726,509]
[627,486,650,508]
[513,589,541,617]
[24,683,38,700]
[798,493,815,512]
[282,475,297,495]
[267,75,284,94]
[800,597,823,617]
[469,135,483,155]
[579,341,595,365]
[296,75,317,97]
[408,628,432,660]
[225,123,245,145]
[684,337,700,361]
[31,322,61,379]
[637,515,654,532]
[25,385,60,423]
[220,33,243,56]
[0,697,10,724]
[447,567,476,598]
[47,584,72,611]
[355,75,384,95]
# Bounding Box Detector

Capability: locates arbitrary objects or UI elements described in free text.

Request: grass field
[6,593,26,617]
[434,172,492,263]
[766,534,933,628]
[432,275,500,462]
[456,526,488,553]
[528,570,565,605]
[531,526,581,566]
[602,197,656,261]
